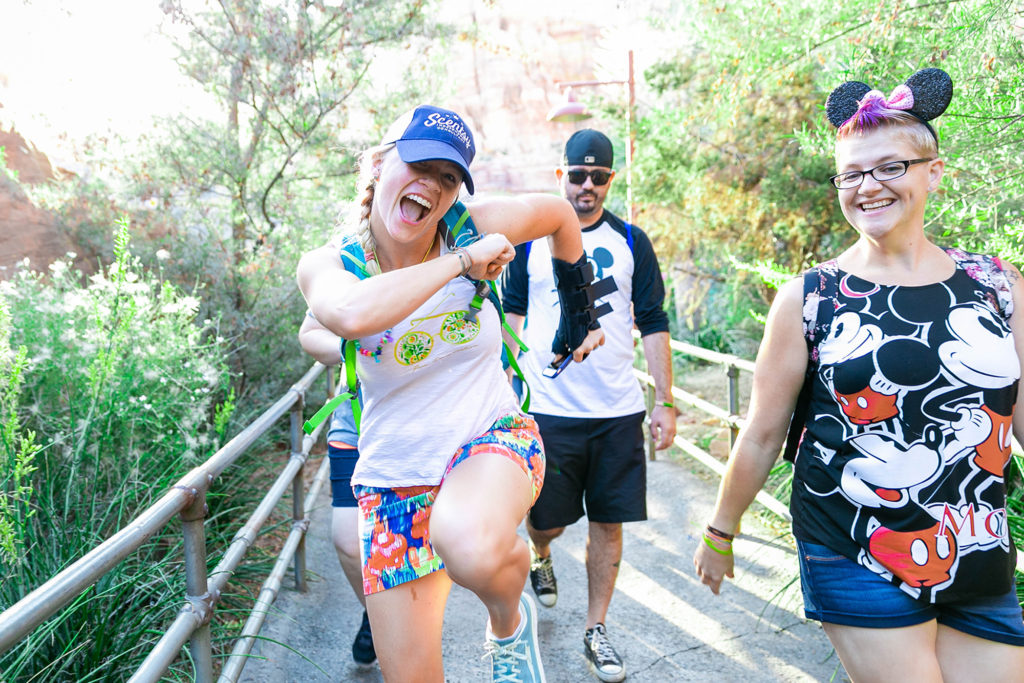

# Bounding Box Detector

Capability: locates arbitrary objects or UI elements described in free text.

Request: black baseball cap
[563,129,613,168]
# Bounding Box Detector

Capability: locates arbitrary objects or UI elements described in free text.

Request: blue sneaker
[483,593,546,682]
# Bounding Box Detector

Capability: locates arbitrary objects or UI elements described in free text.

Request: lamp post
[546,50,636,223]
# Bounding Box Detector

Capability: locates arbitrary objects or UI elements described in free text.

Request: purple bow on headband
[846,85,915,128]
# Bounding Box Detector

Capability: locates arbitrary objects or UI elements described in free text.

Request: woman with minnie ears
[298,104,604,682]
[693,69,1024,681]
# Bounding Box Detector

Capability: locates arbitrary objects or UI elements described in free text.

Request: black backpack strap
[782,263,838,462]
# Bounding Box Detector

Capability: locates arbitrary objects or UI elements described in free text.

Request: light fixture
[545,87,592,123]
[546,51,637,222]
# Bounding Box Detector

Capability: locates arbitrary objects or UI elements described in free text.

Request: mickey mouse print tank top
[790,248,1019,603]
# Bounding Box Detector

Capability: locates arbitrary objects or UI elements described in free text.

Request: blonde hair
[837,111,938,158]
[335,143,394,276]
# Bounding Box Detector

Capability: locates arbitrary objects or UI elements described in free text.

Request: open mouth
[400,193,432,222]
[860,198,894,212]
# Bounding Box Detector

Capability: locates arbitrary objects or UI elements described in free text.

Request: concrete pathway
[242,457,848,682]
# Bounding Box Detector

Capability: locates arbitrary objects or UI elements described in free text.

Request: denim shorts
[798,540,1024,646]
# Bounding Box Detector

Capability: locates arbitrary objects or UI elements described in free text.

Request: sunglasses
[566,169,612,186]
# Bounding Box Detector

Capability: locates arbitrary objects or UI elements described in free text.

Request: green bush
[0,220,234,680]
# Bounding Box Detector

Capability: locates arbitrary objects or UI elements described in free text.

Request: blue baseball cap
[382,105,476,194]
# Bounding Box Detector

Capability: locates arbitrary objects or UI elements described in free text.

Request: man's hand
[649,404,677,450]
[693,538,735,595]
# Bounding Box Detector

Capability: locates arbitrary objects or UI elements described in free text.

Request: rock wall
[0,127,69,278]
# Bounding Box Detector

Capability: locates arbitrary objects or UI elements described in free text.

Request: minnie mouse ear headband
[825,68,953,146]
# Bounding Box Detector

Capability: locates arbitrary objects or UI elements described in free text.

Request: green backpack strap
[303,328,363,435]
[442,202,531,412]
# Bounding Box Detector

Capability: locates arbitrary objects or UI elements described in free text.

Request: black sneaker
[352,609,376,668]
[529,553,557,608]
[583,623,625,682]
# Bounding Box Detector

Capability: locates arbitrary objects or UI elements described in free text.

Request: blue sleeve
[499,243,531,316]
[630,227,670,336]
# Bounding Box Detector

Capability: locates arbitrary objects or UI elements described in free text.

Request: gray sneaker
[483,593,547,682]
[529,553,557,607]
[583,623,625,682]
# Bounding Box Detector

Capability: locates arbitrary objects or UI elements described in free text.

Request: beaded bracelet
[702,532,734,556]
[706,524,735,541]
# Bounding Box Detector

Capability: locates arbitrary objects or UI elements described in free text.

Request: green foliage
[634,0,1023,352]
[153,0,451,245]
[0,221,234,679]
[0,146,18,183]
[31,0,457,404]
[0,296,39,566]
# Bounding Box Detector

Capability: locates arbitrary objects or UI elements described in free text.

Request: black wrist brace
[551,254,614,357]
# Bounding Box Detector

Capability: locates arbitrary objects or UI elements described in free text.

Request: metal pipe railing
[218,453,333,682]
[633,368,747,431]
[631,330,756,374]
[0,362,327,663]
[181,486,214,682]
[290,397,308,593]
[633,346,784,519]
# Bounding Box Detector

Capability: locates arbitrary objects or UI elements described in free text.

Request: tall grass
[0,220,246,680]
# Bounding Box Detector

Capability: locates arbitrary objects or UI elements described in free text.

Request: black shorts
[528,411,647,529]
[328,443,359,508]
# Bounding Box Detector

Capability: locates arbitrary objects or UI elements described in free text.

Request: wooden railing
[631,330,791,521]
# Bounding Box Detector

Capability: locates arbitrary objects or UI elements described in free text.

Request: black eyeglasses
[566,169,612,186]
[829,158,934,190]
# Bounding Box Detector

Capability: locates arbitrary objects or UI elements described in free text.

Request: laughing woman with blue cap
[298,105,606,682]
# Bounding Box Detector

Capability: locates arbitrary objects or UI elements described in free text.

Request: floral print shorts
[354,412,545,595]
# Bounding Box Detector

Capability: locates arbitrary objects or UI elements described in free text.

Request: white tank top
[351,270,519,488]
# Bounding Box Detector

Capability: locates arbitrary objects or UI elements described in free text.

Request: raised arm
[472,193,603,361]
[467,193,584,262]
[693,277,808,594]
[297,234,514,341]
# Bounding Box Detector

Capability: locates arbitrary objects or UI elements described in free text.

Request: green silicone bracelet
[703,534,734,556]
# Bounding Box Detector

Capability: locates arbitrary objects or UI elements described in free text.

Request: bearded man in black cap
[501,129,676,683]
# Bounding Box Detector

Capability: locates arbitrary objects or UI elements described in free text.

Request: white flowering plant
[0,219,235,679]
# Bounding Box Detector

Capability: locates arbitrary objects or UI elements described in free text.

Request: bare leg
[935,623,1024,683]
[526,516,565,558]
[430,452,534,638]
[365,570,451,682]
[331,506,365,607]
[585,521,622,629]
[822,620,943,682]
